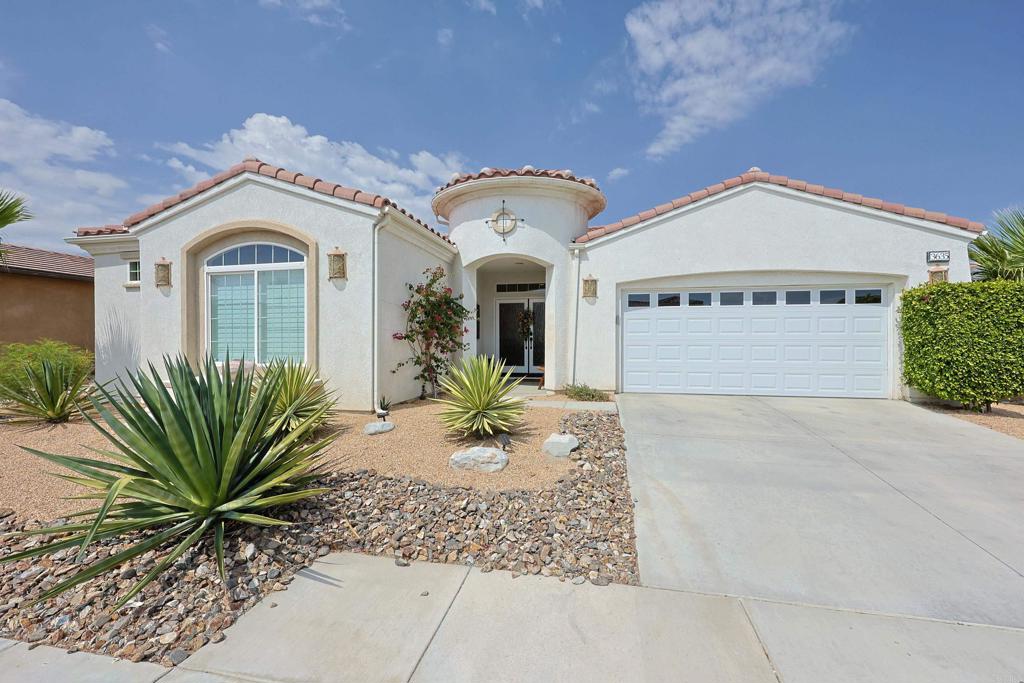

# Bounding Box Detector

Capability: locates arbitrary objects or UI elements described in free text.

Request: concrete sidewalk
[7,552,1021,682]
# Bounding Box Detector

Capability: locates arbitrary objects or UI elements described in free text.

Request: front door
[497,299,545,374]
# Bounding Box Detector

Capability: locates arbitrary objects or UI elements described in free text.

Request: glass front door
[497,299,545,374]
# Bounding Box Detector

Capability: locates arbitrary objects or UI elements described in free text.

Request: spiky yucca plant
[0,359,93,423]
[256,359,335,433]
[0,355,334,607]
[434,355,526,437]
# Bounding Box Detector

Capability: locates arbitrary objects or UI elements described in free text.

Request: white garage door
[621,285,890,397]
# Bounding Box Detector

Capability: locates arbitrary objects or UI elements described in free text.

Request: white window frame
[127,260,141,283]
[204,242,307,365]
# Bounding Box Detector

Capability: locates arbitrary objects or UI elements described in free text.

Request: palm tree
[0,190,33,262]
[969,208,1024,281]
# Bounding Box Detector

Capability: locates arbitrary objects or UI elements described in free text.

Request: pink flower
[392,333,405,340]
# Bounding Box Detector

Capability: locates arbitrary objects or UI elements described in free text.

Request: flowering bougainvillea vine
[392,266,472,397]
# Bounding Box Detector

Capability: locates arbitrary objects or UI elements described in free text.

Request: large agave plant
[0,359,93,423]
[256,359,335,433]
[0,355,334,607]
[434,355,526,437]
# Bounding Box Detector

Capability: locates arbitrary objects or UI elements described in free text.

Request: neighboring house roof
[437,166,601,193]
[574,168,986,244]
[1,244,94,280]
[76,158,453,245]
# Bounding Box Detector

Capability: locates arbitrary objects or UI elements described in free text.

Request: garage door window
[785,290,811,305]
[688,292,712,307]
[855,289,883,304]
[628,293,650,308]
[720,292,743,306]
[752,291,777,306]
[820,289,846,304]
[657,293,681,306]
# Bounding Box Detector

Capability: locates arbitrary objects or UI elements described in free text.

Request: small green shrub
[434,355,526,437]
[0,359,94,423]
[900,280,1024,411]
[256,360,335,433]
[0,339,93,392]
[564,383,609,402]
[1,355,334,607]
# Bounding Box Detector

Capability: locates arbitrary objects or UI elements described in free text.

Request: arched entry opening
[470,254,551,380]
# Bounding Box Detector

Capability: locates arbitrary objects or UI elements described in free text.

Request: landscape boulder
[449,446,508,473]
[542,433,580,458]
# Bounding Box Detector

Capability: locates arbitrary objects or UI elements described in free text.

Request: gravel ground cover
[0,420,109,520]
[931,402,1024,440]
[0,411,637,666]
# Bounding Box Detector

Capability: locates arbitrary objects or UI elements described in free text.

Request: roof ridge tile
[574,169,984,244]
[75,159,453,246]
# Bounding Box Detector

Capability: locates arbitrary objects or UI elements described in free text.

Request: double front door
[497,299,545,374]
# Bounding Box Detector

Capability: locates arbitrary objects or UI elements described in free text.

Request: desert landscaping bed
[325,401,572,490]
[930,402,1024,441]
[0,411,637,666]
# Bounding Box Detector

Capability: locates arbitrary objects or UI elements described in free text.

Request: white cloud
[437,28,454,48]
[607,167,630,182]
[145,24,172,54]
[160,112,465,221]
[625,0,851,158]
[0,99,130,249]
[257,0,352,30]
[466,0,497,14]
[166,157,208,184]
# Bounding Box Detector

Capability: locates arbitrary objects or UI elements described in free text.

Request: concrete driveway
[619,394,1024,629]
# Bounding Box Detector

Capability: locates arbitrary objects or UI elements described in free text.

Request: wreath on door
[515,309,534,343]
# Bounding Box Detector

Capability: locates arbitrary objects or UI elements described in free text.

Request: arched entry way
[466,254,552,381]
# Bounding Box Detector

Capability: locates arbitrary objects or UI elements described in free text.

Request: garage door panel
[622,285,889,398]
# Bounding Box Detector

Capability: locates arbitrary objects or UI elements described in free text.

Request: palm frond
[970,208,1024,281]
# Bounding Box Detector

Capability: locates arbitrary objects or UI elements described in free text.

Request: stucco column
[544,262,566,390]
[456,262,478,360]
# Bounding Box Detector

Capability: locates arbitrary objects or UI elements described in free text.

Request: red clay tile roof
[574,168,985,244]
[75,158,453,245]
[437,166,601,193]
[1,243,93,279]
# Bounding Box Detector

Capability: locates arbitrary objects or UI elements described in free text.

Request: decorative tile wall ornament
[154,258,172,287]
[582,275,598,299]
[328,249,347,280]
[928,266,949,284]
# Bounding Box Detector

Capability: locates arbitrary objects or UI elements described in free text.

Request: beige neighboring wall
[0,272,94,349]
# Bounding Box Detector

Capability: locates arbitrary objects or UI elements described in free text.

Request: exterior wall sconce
[928,266,949,284]
[582,275,598,299]
[328,249,347,280]
[154,258,172,288]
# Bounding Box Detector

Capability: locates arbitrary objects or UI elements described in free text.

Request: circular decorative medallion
[491,208,517,235]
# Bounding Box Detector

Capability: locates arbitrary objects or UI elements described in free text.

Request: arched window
[205,243,306,363]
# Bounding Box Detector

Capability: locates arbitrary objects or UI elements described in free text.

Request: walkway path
[4,551,1023,682]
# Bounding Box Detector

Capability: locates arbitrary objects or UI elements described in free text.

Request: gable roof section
[438,166,601,193]
[1,244,93,280]
[76,158,453,245]
[574,168,985,244]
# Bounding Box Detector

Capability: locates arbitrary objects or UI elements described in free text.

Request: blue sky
[1,0,1022,251]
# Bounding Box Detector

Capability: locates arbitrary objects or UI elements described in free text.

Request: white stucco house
[68,158,983,409]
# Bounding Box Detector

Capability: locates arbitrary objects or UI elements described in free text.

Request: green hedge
[0,339,94,393]
[900,281,1024,410]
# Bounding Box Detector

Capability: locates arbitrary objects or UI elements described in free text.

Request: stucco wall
[572,185,976,393]
[92,253,142,381]
[376,225,455,404]
[0,272,94,349]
